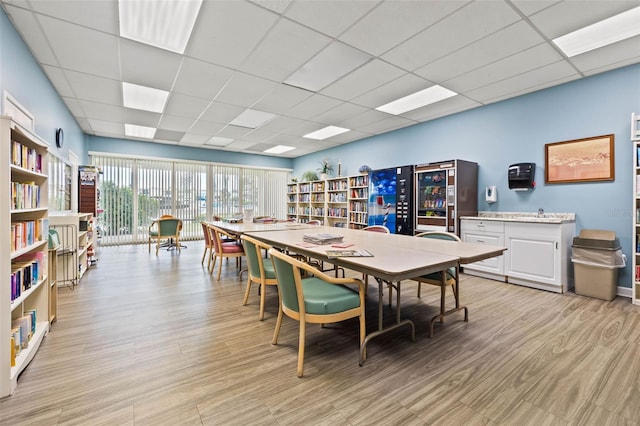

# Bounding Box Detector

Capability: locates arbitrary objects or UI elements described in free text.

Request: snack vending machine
[367,165,414,235]
[414,159,478,235]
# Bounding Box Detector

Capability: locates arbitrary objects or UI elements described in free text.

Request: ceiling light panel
[376,85,458,115]
[264,145,295,154]
[229,109,276,129]
[284,42,372,92]
[125,123,156,139]
[553,6,640,57]
[205,136,234,146]
[122,82,169,113]
[119,0,203,54]
[303,126,350,140]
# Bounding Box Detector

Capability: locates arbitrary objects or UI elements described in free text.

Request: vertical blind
[91,154,290,246]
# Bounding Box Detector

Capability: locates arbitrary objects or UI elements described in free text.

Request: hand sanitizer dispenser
[485,186,497,203]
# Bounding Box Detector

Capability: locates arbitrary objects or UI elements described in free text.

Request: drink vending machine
[367,165,414,235]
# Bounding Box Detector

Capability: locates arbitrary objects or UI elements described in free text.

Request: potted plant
[301,170,319,182]
[359,165,371,174]
[318,158,333,179]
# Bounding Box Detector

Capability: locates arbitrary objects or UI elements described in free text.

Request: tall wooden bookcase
[632,113,640,305]
[1,117,49,397]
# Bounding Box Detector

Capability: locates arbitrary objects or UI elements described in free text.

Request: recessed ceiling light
[125,124,156,139]
[264,145,295,154]
[229,109,276,129]
[118,0,203,54]
[303,126,350,140]
[375,85,457,115]
[122,82,169,113]
[205,136,234,146]
[284,42,372,92]
[553,6,640,57]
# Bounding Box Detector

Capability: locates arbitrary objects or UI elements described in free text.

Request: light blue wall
[0,8,85,160]
[294,63,640,289]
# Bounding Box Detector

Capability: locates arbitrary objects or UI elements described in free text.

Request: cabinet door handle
[477,240,485,243]
[556,242,558,249]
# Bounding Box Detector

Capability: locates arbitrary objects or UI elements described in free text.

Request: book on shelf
[325,249,373,258]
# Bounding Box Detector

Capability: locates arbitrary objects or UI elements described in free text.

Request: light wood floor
[2,241,640,425]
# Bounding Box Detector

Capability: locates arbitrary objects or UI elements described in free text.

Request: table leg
[359,278,415,366]
[428,264,468,337]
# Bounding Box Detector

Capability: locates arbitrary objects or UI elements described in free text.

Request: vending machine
[414,159,478,235]
[367,165,414,235]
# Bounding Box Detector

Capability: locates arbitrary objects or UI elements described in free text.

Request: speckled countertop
[460,211,576,224]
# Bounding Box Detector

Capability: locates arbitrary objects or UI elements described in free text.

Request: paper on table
[325,249,373,258]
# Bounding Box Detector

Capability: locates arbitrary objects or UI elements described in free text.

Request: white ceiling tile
[529,1,640,39]
[158,115,195,132]
[28,0,118,34]
[186,0,278,69]
[74,116,92,132]
[465,61,579,103]
[351,73,433,108]
[120,39,182,91]
[320,59,406,101]
[215,72,277,107]
[172,57,234,100]
[4,5,59,66]
[249,0,292,15]
[339,0,470,57]
[359,115,417,134]
[180,133,209,145]
[382,1,521,71]
[279,120,326,137]
[510,0,561,16]
[239,18,331,81]
[401,95,481,122]
[325,130,371,144]
[188,120,225,136]
[121,109,161,128]
[87,119,124,135]
[445,43,564,93]
[37,14,120,78]
[284,0,379,37]
[312,102,369,125]
[259,115,308,133]
[77,100,124,122]
[337,109,391,129]
[284,94,343,120]
[415,21,544,83]
[216,125,252,139]
[252,84,314,114]
[62,97,86,117]
[164,93,210,119]
[42,65,74,97]
[64,69,121,104]
[199,102,245,124]
[225,140,256,150]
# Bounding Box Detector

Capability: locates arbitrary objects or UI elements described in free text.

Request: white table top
[206,220,317,235]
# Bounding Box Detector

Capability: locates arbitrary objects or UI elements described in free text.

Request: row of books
[350,189,367,198]
[349,176,369,187]
[636,265,640,281]
[310,194,325,202]
[12,181,41,210]
[11,140,43,173]
[11,310,37,366]
[327,180,347,191]
[349,201,367,212]
[11,252,44,302]
[349,212,368,224]
[327,208,347,217]
[328,193,347,202]
[10,219,43,252]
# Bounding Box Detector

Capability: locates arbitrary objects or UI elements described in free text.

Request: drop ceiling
[2,0,640,158]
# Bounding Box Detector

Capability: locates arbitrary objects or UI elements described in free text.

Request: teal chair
[414,231,462,337]
[148,217,182,255]
[268,248,366,377]
[241,235,277,321]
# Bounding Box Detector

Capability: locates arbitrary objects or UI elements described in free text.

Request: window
[91,154,290,245]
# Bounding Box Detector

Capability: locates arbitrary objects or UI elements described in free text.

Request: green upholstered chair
[241,235,277,321]
[414,231,461,335]
[268,247,366,378]
[148,217,182,255]
[48,229,61,249]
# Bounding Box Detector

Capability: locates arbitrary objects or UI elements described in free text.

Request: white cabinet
[505,222,574,293]
[460,217,575,293]
[460,220,505,279]
[1,117,50,397]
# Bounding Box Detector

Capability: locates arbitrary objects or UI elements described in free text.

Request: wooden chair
[200,221,214,269]
[209,224,245,281]
[148,217,182,255]
[268,248,366,377]
[241,235,277,320]
[414,231,461,336]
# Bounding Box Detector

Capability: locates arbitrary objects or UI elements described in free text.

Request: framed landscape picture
[545,134,614,184]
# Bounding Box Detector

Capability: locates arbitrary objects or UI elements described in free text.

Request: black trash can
[571,229,625,301]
